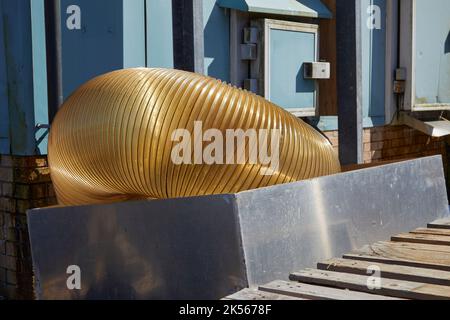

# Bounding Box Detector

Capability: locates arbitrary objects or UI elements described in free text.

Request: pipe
[48,68,341,206]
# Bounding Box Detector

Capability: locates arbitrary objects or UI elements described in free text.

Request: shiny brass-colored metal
[49,68,340,206]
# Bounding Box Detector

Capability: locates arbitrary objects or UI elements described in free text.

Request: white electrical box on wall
[303,62,330,79]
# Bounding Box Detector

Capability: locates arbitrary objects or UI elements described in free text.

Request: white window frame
[266,20,319,117]
[399,0,450,112]
[252,19,319,117]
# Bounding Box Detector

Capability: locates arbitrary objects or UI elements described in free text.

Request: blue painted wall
[269,28,316,110]
[60,0,174,96]
[147,0,174,68]
[124,0,146,68]
[0,2,10,154]
[316,0,387,132]
[60,0,124,98]
[0,0,397,156]
[203,0,230,82]
[1,0,175,155]
[0,0,37,156]
[361,0,386,126]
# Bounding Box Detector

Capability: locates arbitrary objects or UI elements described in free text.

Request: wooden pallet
[226,218,450,300]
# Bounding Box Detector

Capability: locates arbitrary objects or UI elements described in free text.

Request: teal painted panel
[0,138,9,154]
[269,29,316,109]
[124,0,146,68]
[0,4,10,154]
[60,0,124,98]
[361,0,386,121]
[203,0,230,82]
[1,0,37,155]
[31,0,49,155]
[147,0,173,68]
[415,0,450,105]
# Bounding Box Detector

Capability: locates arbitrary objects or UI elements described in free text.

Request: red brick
[16,200,32,214]
[324,130,338,138]
[48,184,56,198]
[5,228,16,242]
[13,184,30,200]
[363,150,382,162]
[369,131,385,142]
[0,168,13,183]
[6,270,17,286]
[364,141,385,152]
[30,184,48,199]
[1,284,18,300]
[363,131,371,143]
[10,156,48,169]
[2,214,12,229]
[0,255,16,271]
[13,167,51,184]
[5,242,16,257]
[0,156,13,168]
[0,241,5,256]
[0,198,16,213]
[1,183,13,197]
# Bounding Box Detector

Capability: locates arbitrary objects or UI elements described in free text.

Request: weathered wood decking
[225,218,450,300]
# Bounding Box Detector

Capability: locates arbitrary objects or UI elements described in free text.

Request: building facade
[0,0,449,299]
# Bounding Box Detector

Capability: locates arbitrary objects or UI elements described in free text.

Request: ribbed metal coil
[49,68,340,206]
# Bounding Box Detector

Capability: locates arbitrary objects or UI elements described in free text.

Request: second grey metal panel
[236,156,450,286]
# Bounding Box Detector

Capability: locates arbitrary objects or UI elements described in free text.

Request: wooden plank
[259,280,402,300]
[291,269,450,300]
[428,218,450,230]
[392,233,450,246]
[316,258,450,286]
[411,228,450,237]
[343,241,450,271]
[380,240,450,253]
[226,288,304,301]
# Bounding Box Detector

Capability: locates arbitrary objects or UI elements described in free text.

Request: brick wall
[0,155,57,300]
[324,125,447,164]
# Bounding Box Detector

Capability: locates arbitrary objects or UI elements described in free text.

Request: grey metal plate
[28,195,247,300]
[236,156,450,286]
[27,156,449,299]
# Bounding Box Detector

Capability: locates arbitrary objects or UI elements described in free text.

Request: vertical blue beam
[336,0,363,165]
[1,0,37,156]
[147,0,174,68]
[172,0,204,73]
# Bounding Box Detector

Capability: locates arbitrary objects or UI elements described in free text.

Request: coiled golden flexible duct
[49,68,340,206]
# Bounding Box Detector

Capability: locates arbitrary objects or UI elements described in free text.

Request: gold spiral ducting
[49,68,340,206]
